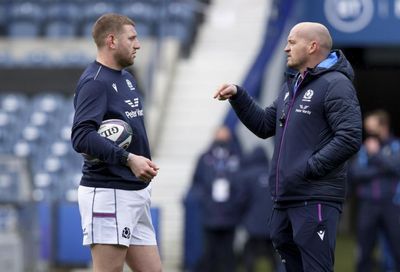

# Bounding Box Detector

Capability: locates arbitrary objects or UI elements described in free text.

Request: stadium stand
[0,0,212,270]
[0,0,204,64]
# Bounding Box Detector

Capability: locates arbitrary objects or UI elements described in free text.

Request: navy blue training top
[71,61,150,190]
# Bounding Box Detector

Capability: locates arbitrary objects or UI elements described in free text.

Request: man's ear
[309,41,318,54]
[105,33,117,49]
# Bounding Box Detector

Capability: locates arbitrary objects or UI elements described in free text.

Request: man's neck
[96,53,122,71]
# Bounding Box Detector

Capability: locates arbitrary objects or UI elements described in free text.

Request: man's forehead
[122,24,136,34]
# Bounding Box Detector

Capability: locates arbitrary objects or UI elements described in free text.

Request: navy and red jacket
[229,50,362,205]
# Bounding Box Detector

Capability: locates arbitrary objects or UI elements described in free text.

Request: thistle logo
[324,0,374,33]
[122,227,131,239]
[302,89,314,102]
[126,79,135,90]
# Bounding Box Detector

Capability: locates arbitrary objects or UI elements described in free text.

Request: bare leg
[91,244,128,272]
[125,245,162,272]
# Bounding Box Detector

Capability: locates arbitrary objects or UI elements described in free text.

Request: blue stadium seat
[120,2,158,37]
[1,94,29,119]
[50,141,71,157]
[0,5,7,36]
[0,206,18,232]
[21,52,54,67]
[20,126,52,151]
[33,172,53,189]
[13,141,33,159]
[0,172,21,203]
[44,2,81,38]
[82,2,116,20]
[7,2,45,38]
[80,20,96,38]
[79,2,116,37]
[7,21,41,38]
[30,112,51,127]
[0,52,16,67]
[32,171,61,201]
[0,111,18,153]
[166,1,196,41]
[46,2,80,22]
[32,93,65,115]
[59,52,91,67]
[44,21,76,38]
[8,2,44,21]
[63,171,82,190]
[43,156,64,175]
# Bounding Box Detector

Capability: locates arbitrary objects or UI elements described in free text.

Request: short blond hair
[92,13,135,48]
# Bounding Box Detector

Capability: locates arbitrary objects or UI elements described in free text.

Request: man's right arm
[71,80,128,165]
[228,85,277,139]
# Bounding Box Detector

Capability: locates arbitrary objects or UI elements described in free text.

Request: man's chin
[287,63,298,70]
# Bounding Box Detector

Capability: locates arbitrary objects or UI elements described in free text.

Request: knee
[136,266,162,272]
[150,265,162,272]
[93,262,124,272]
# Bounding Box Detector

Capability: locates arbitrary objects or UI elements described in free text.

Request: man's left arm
[306,79,362,178]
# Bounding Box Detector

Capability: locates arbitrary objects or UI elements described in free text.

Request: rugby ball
[84,119,133,162]
[98,119,133,149]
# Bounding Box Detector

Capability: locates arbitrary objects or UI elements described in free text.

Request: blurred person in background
[239,146,283,272]
[191,125,244,272]
[214,22,362,271]
[349,109,400,272]
[71,13,161,272]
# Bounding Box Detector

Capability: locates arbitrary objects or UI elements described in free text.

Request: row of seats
[0,93,83,202]
[0,51,93,68]
[0,0,201,39]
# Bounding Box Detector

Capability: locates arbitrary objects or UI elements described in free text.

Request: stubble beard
[115,51,134,69]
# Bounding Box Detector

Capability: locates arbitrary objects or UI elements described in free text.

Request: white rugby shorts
[78,185,157,247]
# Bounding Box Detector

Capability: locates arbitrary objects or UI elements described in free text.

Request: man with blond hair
[72,13,161,272]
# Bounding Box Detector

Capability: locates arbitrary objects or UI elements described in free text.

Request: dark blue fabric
[198,228,236,272]
[71,61,150,190]
[192,142,245,228]
[349,138,400,201]
[349,137,400,271]
[270,204,340,272]
[355,201,400,272]
[182,186,204,270]
[239,147,273,238]
[229,50,362,204]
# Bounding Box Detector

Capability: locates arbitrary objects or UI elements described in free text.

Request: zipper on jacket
[275,73,306,200]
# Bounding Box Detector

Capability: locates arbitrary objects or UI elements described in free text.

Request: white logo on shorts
[122,227,131,239]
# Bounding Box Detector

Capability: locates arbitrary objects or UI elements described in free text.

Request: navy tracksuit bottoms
[270,203,340,272]
[356,200,400,272]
